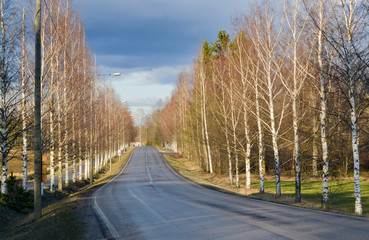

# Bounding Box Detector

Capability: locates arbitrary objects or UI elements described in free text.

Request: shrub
[2,173,33,211]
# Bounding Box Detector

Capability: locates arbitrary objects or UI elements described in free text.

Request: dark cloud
[73,0,250,113]
[74,0,249,69]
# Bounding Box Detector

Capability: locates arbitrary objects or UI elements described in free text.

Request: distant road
[93,147,369,240]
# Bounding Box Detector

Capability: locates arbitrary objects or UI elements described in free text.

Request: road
[93,147,369,240]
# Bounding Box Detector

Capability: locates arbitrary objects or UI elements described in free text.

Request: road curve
[93,147,369,240]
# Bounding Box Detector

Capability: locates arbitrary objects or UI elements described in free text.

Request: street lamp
[98,73,121,77]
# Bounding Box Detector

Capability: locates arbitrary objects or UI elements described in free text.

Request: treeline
[0,0,135,194]
[145,0,369,214]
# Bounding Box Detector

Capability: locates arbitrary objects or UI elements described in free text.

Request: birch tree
[21,8,29,190]
[198,42,214,174]
[282,0,311,202]
[0,0,23,194]
[249,2,287,196]
[324,0,368,215]
[306,0,332,210]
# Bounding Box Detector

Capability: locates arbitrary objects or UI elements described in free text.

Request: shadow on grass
[0,190,82,240]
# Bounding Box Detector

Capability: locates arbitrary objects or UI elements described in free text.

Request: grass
[161,149,369,217]
[0,148,134,240]
[0,190,82,240]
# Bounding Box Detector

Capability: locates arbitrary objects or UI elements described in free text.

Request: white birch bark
[200,97,208,172]
[48,17,56,191]
[318,0,329,207]
[250,3,283,197]
[230,81,240,188]
[349,76,362,214]
[221,81,233,185]
[72,106,76,183]
[254,65,264,193]
[49,67,55,191]
[311,88,318,177]
[0,0,8,194]
[232,32,252,190]
[199,59,213,174]
[240,60,251,191]
[21,9,28,190]
[78,125,82,180]
[283,0,307,202]
[342,0,362,214]
[64,86,69,185]
[57,76,63,191]
[281,0,309,202]
[84,151,88,179]
[268,74,281,197]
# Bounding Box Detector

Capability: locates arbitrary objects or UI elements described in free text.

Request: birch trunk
[254,66,264,193]
[264,46,281,196]
[241,74,251,191]
[84,96,88,179]
[200,98,208,171]
[21,9,28,190]
[63,2,70,185]
[318,0,329,207]
[49,19,56,191]
[200,60,213,174]
[57,76,63,191]
[49,90,55,191]
[0,0,8,194]
[291,10,301,202]
[235,34,252,190]
[72,107,76,183]
[230,81,240,188]
[349,78,362,215]
[64,87,69,185]
[78,125,82,180]
[292,93,301,201]
[344,0,362,213]
[251,4,282,197]
[221,82,232,185]
[267,63,281,197]
[312,88,318,177]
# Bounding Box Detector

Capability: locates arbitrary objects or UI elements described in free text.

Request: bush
[1,173,33,211]
[93,166,108,180]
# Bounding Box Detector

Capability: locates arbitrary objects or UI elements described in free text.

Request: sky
[73,0,251,118]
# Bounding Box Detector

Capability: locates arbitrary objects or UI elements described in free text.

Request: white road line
[146,152,153,184]
[92,151,134,239]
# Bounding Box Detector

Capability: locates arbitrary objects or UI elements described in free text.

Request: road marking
[146,152,153,184]
[92,151,134,239]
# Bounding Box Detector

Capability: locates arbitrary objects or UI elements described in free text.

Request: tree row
[145,0,369,214]
[0,0,135,195]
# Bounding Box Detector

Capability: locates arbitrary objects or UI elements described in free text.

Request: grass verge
[162,150,369,217]
[0,148,133,240]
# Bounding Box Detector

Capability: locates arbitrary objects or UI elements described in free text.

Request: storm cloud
[73,0,250,113]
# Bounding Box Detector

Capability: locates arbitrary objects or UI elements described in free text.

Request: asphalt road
[93,147,369,240]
